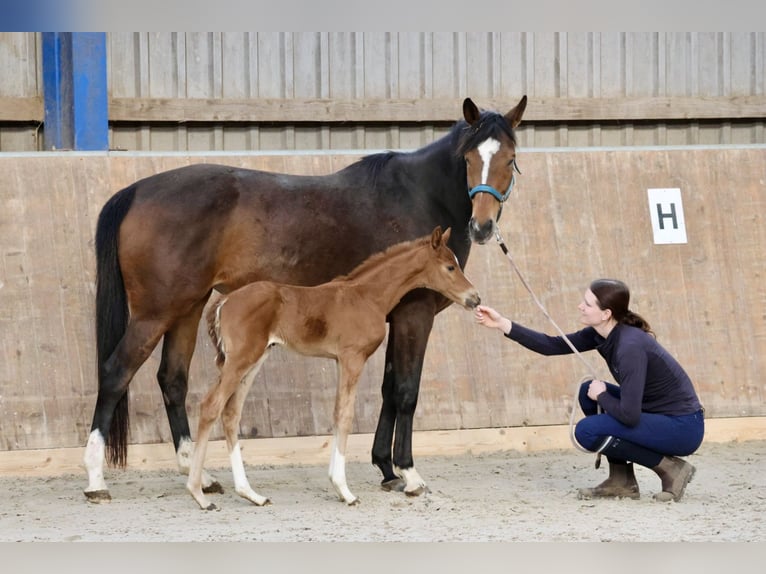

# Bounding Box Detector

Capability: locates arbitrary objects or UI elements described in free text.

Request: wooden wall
[1,146,764,452]
[1,32,765,151]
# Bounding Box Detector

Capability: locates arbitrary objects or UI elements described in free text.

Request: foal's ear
[505,95,527,128]
[430,225,444,248]
[463,98,481,126]
[441,227,452,244]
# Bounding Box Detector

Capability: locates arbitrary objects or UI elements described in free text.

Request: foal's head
[425,226,481,309]
[459,95,527,244]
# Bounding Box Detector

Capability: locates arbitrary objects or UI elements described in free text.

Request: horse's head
[427,226,481,309]
[460,95,527,244]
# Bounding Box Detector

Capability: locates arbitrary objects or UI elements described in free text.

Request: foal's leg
[328,356,366,505]
[186,366,244,511]
[372,298,436,496]
[221,354,271,507]
[84,318,167,502]
[158,297,222,494]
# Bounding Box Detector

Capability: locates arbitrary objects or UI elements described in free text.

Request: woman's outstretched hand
[474,305,513,335]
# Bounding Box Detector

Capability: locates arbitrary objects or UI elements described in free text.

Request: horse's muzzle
[464,292,481,309]
[468,217,495,245]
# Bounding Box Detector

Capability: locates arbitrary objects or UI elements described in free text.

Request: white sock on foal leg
[230,442,269,506]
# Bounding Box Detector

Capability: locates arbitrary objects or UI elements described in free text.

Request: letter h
[656,203,678,230]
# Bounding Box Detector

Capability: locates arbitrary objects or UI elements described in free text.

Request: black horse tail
[95,184,137,467]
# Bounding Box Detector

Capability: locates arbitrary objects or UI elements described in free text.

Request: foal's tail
[95,184,137,467]
[206,298,228,369]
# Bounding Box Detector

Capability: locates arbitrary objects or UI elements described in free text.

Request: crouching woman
[474,278,704,502]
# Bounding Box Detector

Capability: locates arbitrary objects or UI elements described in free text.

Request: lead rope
[494,230,603,466]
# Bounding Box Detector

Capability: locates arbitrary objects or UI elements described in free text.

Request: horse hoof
[203,502,219,511]
[348,498,360,506]
[202,481,224,495]
[404,484,429,497]
[84,489,112,503]
[380,478,406,492]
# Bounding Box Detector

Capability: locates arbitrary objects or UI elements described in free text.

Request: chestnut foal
[187,226,480,510]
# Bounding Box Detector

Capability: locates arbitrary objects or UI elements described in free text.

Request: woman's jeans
[573,381,705,468]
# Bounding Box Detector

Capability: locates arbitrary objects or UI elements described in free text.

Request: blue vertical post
[42,32,108,151]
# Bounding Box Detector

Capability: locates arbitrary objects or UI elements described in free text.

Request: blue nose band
[468,158,521,203]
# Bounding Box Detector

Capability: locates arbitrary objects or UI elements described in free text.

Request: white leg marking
[328,436,357,505]
[230,442,269,506]
[477,137,501,184]
[177,437,218,490]
[84,430,108,493]
[395,465,429,496]
[177,437,193,473]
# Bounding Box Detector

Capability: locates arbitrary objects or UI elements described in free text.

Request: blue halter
[468,158,521,203]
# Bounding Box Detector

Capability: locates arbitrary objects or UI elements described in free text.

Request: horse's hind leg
[158,297,222,493]
[186,364,242,511]
[221,355,271,507]
[84,318,167,502]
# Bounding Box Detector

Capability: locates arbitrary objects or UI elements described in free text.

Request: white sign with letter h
[647,188,687,244]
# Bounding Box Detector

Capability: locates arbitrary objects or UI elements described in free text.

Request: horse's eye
[447,265,455,272]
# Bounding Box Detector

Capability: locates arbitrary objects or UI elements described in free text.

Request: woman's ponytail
[590,279,655,337]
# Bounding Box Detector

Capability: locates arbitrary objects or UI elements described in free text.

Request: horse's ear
[441,227,452,244]
[463,98,481,126]
[430,225,443,248]
[505,95,527,128]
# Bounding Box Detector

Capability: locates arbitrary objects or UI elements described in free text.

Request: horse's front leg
[373,297,436,497]
[329,357,366,505]
[371,337,403,490]
[158,304,223,495]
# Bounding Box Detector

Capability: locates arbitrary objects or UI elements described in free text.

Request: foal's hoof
[380,478,406,492]
[202,481,224,495]
[203,502,219,511]
[84,489,112,503]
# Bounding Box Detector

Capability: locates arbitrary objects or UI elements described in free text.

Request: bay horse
[188,227,480,509]
[85,95,527,502]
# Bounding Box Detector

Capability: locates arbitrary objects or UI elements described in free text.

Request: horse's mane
[336,109,515,187]
[333,234,430,282]
[339,151,398,187]
[455,111,517,157]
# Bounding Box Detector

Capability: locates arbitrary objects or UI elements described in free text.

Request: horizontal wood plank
[3,95,764,124]
[108,96,766,123]
[0,96,43,121]
[1,417,764,477]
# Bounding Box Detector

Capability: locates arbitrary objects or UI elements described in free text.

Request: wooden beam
[108,95,766,124]
[2,95,764,125]
[2,417,764,477]
[0,96,43,121]
[522,95,766,121]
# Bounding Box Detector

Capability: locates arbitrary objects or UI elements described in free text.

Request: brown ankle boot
[651,456,696,502]
[577,461,640,500]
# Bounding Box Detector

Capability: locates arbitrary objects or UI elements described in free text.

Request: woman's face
[578,288,608,327]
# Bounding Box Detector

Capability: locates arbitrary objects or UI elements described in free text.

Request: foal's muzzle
[464,292,481,309]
